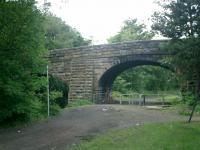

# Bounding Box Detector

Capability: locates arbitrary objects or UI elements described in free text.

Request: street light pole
[47,65,50,117]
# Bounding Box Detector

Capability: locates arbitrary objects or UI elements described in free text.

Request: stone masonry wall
[49,40,168,101]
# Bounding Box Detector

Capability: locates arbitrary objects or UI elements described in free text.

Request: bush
[49,75,69,108]
[67,99,92,107]
[182,92,196,106]
[0,1,46,125]
[112,91,122,99]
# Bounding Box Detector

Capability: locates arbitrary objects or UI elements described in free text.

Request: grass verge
[69,122,200,150]
[67,99,93,108]
[168,104,200,116]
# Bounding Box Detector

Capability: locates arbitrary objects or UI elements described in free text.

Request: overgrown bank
[0,0,90,126]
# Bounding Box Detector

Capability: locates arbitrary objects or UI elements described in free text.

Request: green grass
[163,94,181,104]
[69,122,200,150]
[67,99,93,108]
[168,103,200,116]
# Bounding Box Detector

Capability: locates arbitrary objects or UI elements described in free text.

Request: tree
[152,0,200,122]
[113,66,178,93]
[108,19,154,43]
[152,0,200,39]
[152,0,200,91]
[0,0,47,123]
[44,14,91,50]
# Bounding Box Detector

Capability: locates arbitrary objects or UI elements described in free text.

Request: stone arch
[49,40,171,101]
[98,59,173,103]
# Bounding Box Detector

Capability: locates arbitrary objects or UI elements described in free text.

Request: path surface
[0,105,199,150]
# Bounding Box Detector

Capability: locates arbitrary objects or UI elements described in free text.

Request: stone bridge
[49,40,171,103]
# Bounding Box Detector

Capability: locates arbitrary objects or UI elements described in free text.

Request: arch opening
[98,60,174,103]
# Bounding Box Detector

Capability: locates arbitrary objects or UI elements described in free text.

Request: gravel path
[0,104,199,150]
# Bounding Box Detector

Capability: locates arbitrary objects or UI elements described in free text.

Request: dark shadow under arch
[98,60,173,103]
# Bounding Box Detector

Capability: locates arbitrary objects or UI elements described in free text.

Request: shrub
[49,75,69,108]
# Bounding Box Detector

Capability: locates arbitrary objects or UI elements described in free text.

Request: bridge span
[49,40,171,103]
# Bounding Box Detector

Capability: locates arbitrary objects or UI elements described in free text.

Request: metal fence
[93,92,178,106]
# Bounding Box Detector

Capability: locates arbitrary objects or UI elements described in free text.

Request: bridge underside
[97,60,172,103]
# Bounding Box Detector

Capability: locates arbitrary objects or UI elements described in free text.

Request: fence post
[139,94,142,106]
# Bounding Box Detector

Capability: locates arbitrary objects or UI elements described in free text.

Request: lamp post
[47,65,50,117]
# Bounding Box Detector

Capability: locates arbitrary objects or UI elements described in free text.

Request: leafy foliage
[152,0,200,77]
[113,66,178,94]
[0,1,91,125]
[49,76,68,108]
[152,0,200,102]
[152,0,200,39]
[108,19,154,43]
[0,0,47,123]
[44,14,91,50]
[152,1,200,123]
[163,39,200,81]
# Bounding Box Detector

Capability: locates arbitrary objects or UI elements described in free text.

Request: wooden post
[188,80,199,123]
[188,101,197,123]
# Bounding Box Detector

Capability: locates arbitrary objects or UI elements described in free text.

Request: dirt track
[0,105,198,150]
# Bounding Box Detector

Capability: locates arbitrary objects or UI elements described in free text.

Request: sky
[38,0,161,44]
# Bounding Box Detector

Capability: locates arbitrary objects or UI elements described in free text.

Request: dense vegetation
[49,75,69,108]
[107,19,154,43]
[44,14,91,50]
[0,0,90,125]
[152,0,200,106]
[113,66,178,94]
[0,0,47,123]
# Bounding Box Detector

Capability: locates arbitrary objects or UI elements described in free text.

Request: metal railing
[112,93,176,106]
[93,91,179,106]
